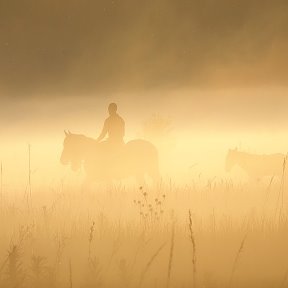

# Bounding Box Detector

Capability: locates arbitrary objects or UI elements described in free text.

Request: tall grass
[30,255,48,287]
[166,221,175,288]
[228,232,248,288]
[5,245,25,288]
[0,176,287,288]
[88,221,95,261]
[0,161,2,210]
[138,242,167,287]
[69,259,72,288]
[188,210,197,288]
[276,154,288,222]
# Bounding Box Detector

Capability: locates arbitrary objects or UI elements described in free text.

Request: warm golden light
[1,1,288,287]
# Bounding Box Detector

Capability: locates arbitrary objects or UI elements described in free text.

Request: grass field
[0,173,288,288]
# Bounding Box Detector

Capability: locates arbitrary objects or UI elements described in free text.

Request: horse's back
[242,152,285,177]
[125,139,158,162]
[85,138,159,182]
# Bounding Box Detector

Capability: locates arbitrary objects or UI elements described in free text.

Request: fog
[1,87,288,190]
[1,1,288,287]
[1,0,288,97]
[1,88,288,287]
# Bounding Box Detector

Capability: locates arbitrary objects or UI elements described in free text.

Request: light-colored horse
[225,148,286,178]
[60,131,160,183]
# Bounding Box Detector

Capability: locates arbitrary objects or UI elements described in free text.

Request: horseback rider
[96,103,125,146]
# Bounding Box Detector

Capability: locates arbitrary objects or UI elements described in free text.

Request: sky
[0,0,288,98]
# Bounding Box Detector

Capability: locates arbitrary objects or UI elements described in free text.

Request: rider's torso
[105,114,125,143]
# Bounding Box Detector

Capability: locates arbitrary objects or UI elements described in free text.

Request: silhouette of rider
[96,103,125,146]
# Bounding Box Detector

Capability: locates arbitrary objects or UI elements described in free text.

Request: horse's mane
[70,134,97,143]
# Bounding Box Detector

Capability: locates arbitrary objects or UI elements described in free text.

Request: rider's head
[108,103,117,115]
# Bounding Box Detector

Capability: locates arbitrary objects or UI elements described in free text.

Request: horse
[60,131,160,183]
[225,148,286,178]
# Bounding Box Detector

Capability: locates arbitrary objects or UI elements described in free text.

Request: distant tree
[142,114,175,149]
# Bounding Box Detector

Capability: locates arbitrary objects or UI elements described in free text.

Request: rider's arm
[96,119,108,142]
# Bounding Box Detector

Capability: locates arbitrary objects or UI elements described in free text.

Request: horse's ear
[64,130,68,136]
[68,130,72,135]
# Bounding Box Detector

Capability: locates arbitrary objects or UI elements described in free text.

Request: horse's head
[225,148,238,172]
[61,131,84,172]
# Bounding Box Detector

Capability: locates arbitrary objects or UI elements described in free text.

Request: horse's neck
[83,136,96,145]
[85,137,98,151]
[235,152,265,176]
[77,136,97,155]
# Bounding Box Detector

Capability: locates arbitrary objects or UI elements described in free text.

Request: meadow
[0,171,288,288]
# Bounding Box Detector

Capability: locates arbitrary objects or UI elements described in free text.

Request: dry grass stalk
[138,241,167,287]
[30,255,48,287]
[132,237,151,270]
[53,236,66,282]
[279,268,288,288]
[87,256,102,286]
[24,144,32,210]
[265,175,274,201]
[188,210,197,288]
[280,155,287,218]
[0,229,29,282]
[118,258,129,287]
[228,232,248,288]
[275,154,287,224]
[88,221,95,260]
[69,259,73,288]
[134,187,166,226]
[104,235,121,274]
[6,244,25,288]
[28,144,31,199]
[0,161,2,209]
[166,221,175,288]
[0,255,9,278]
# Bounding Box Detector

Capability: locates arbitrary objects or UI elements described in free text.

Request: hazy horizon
[1,87,288,190]
[1,2,288,287]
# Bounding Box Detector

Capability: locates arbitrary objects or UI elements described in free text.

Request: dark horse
[60,131,160,183]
